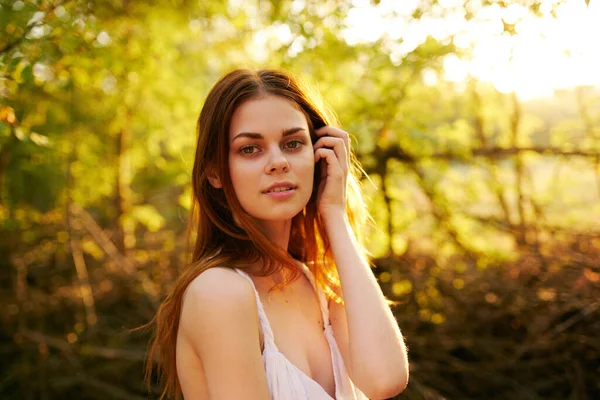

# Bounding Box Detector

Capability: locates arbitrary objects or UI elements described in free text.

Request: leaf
[0,106,18,126]
[29,132,51,147]
[131,204,165,232]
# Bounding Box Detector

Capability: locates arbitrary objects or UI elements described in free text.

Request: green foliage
[2,0,598,399]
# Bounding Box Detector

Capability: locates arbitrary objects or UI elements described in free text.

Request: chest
[254,274,336,397]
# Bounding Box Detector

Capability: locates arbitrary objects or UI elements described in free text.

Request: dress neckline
[234,262,337,399]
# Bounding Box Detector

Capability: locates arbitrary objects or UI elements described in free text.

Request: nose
[265,148,290,174]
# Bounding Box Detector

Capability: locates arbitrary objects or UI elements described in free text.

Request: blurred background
[1,0,599,399]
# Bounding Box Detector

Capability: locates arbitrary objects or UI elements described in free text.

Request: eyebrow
[231,127,307,142]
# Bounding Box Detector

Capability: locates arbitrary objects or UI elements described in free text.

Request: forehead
[229,95,308,139]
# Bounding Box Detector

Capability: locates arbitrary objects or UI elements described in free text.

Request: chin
[256,209,303,221]
[252,203,307,221]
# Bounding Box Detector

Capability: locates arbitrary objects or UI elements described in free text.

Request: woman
[146,69,409,399]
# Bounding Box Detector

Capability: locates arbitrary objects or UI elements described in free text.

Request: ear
[207,169,222,189]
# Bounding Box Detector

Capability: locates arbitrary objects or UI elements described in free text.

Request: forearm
[324,210,408,386]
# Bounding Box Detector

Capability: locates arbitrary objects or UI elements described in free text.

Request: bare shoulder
[185,266,252,300]
[177,267,270,399]
[179,267,256,334]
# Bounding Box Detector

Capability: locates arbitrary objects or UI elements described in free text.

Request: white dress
[234,263,369,400]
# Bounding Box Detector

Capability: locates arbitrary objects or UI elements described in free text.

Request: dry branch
[367,146,600,169]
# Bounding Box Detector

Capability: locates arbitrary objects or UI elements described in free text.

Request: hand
[313,126,351,218]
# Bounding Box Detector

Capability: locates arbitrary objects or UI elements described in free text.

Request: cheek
[228,159,256,195]
[297,152,315,185]
[228,162,259,214]
[308,150,316,174]
[301,146,315,166]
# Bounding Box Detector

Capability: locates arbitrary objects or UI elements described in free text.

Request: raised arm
[326,214,409,399]
[176,267,271,400]
[313,125,409,399]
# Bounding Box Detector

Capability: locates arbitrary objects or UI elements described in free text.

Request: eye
[285,139,304,150]
[240,145,258,155]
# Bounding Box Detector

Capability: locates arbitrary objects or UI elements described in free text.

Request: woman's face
[228,95,315,223]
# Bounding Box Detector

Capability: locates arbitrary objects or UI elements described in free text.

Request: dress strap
[233,268,277,350]
[295,262,331,329]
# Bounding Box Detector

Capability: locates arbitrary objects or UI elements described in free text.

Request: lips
[265,187,295,193]
[262,181,297,194]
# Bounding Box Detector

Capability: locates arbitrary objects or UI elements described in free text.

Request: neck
[247,219,295,283]
[254,218,292,251]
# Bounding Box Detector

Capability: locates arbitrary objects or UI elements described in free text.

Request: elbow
[352,346,410,399]
[370,373,408,400]
[368,369,409,400]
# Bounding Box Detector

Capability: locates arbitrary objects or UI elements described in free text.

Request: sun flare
[343,0,600,100]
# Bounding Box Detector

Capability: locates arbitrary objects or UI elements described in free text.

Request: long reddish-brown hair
[145,69,371,399]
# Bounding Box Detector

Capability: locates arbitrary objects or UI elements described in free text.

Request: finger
[314,148,344,179]
[313,136,349,173]
[315,126,351,154]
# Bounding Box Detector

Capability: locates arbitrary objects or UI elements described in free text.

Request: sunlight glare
[343,0,600,100]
